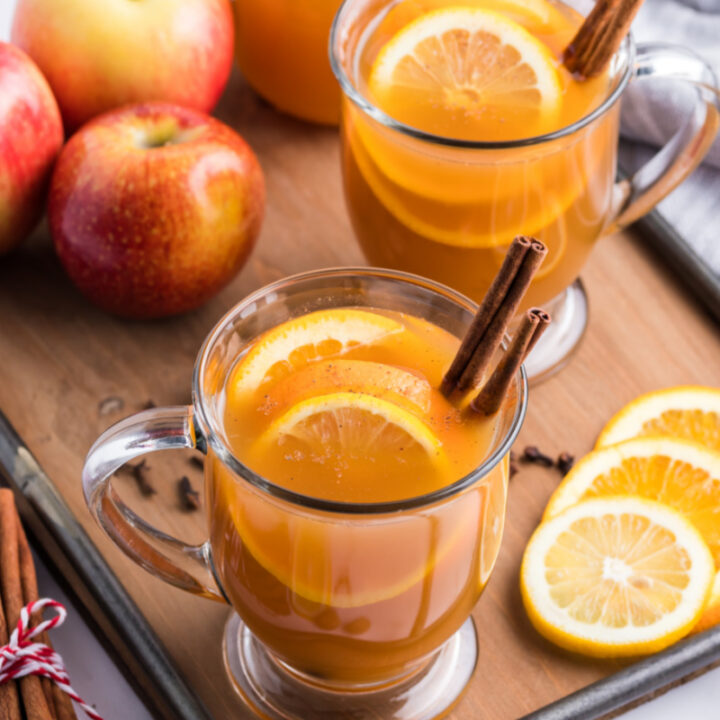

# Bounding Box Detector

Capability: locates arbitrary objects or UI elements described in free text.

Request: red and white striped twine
[0,598,104,720]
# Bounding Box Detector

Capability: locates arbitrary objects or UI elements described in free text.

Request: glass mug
[330,0,720,379]
[233,0,342,124]
[83,268,527,720]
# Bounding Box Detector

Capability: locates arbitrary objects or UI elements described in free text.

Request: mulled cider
[207,305,508,683]
[334,0,616,307]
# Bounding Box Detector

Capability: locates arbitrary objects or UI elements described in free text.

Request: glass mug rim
[329,0,635,150]
[192,267,528,516]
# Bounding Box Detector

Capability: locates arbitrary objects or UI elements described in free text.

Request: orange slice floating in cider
[259,358,432,418]
[228,309,403,400]
[368,7,562,142]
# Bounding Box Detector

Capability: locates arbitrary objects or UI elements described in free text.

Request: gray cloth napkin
[619,0,720,283]
[621,0,720,168]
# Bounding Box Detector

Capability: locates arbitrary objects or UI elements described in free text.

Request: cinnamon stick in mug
[563,0,645,79]
[441,237,547,397]
[471,308,551,416]
[440,236,533,397]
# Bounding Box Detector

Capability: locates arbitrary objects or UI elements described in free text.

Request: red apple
[49,103,265,318]
[0,42,63,255]
[11,0,234,131]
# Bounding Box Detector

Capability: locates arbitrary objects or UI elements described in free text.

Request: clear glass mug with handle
[331,0,720,381]
[82,268,528,720]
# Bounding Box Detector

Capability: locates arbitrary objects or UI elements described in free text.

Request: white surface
[2,1,720,719]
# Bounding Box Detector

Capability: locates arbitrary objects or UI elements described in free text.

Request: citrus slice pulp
[597,386,720,452]
[521,496,714,657]
[544,437,720,566]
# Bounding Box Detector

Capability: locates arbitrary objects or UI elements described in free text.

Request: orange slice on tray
[521,496,714,657]
[544,437,720,566]
[596,386,720,452]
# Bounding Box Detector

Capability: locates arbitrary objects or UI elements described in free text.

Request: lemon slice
[261,391,444,462]
[521,496,714,657]
[597,386,720,452]
[544,437,720,565]
[694,570,720,634]
[260,359,432,417]
[229,309,403,398]
[368,7,562,141]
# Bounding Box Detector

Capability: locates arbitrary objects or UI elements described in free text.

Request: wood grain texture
[0,70,718,719]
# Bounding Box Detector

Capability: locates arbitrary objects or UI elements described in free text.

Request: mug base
[222,614,478,720]
[523,279,589,384]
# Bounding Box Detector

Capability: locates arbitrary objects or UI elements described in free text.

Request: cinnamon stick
[440,236,533,397]
[17,520,76,720]
[0,494,21,720]
[471,308,550,416]
[16,523,58,720]
[524,308,552,356]
[0,491,55,720]
[563,0,645,79]
[455,238,547,393]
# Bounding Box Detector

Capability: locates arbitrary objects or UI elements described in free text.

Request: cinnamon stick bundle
[0,490,78,720]
[563,0,645,79]
[441,236,547,398]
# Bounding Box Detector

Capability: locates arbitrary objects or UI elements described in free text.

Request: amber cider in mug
[334,0,617,308]
[208,303,508,683]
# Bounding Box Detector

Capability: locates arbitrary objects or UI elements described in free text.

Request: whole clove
[98,395,124,416]
[509,458,519,479]
[178,476,201,511]
[557,452,575,476]
[188,456,205,471]
[142,399,157,410]
[521,445,554,467]
[118,460,156,497]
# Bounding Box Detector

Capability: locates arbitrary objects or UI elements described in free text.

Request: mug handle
[82,406,226,603]
[604,42,720,235]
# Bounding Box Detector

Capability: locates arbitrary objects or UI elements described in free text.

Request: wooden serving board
[1,70,719,720]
